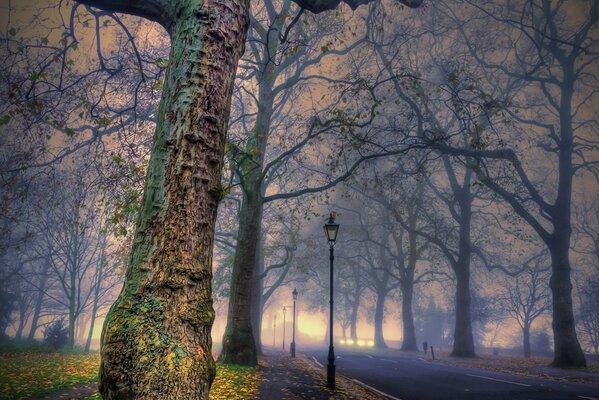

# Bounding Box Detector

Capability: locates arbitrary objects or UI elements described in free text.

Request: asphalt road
[303,347,599,400]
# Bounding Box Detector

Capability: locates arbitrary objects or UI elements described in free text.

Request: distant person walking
[423,341,428,354]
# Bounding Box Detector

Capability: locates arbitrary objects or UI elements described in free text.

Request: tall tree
[70,0,422,397]
[433,0,599,366]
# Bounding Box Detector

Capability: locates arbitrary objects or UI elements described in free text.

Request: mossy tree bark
[75,0,422,392]
[78,0,250,398]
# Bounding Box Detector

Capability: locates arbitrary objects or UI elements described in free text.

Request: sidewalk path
[259,349,384,400]
[27,383,98,400]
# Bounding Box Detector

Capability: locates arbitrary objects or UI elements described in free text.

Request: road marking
[466,374,531,387]
[578,396,598,400]
[351,379,403,400]
[366,354,374,359]
[380,358,399,364]
[312,356,323,368]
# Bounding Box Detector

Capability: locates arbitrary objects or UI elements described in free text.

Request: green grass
[1,353,261,400]
[210,363,261,399]
[0,352,100,399]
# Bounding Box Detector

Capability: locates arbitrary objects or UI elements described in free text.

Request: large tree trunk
[546,77,586,367]
[451,262,475,357]
[449,177,476,358]
[220,40,276,364]
[400,281,418,351]
[98,1,250,398]
[219,191,262,365]
[374,290,388,348]
[250,249,264,355]
[549,236,586,367]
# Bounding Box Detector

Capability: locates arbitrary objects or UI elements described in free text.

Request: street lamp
[291,288,298,357]
[324,213,339,389]
[282,306,287,350]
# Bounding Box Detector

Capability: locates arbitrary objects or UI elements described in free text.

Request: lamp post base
[327,363,335,389]
[327,345,335,389]
[290,341,296,357]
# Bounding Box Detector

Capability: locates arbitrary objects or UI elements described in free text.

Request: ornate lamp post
[282,306,287,350]
[291,288,298,357]
[324,213,339,389]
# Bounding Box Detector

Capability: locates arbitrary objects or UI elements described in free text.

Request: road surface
[303,347,599,400]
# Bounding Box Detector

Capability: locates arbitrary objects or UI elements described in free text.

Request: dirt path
[27,383,98,400]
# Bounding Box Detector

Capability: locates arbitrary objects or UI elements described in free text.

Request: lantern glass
[323,214,339,244]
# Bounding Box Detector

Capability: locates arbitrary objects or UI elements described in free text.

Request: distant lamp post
[282,306,287,350]
[273,314,277,347]
[324,213,339,389]
[291,288,298,357]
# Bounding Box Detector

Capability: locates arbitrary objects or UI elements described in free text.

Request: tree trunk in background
[14,296,26,340]
[221,36,276,363]
[96,1,250,398]
[452,263,475,357]
[523,325,531,359]
[68,269,76,349]
[27,261,50,341]
[449,168,475,358]
[250,249,264,355]
[549,236,586,366]
[85,245,104,353]
[350,301,359,341]
[400,281,418,351]
[219,190,262,365]
[374,290,388,348]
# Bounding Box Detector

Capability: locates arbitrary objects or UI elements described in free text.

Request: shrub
[43,319,69,350]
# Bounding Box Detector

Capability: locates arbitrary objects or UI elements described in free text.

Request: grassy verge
[0,352,100,399]
[1,353,261,400]
[210,363,261,399]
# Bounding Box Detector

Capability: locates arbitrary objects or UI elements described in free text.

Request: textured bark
[219,191,263,365]
[96,0,250,398]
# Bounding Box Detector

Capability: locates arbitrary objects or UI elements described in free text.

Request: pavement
[259,347,383,399]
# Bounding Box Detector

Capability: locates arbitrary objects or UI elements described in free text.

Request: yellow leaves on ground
[0,352,100,399]
[1,353,262,400]
[210,363,262,400]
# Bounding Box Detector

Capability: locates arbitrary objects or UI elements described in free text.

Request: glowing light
[357,339,365,347]
[340,339,346,345]
[347,339,355,345]
[367,340,374,347]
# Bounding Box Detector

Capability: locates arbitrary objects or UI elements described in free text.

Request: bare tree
[500,255,551,358]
